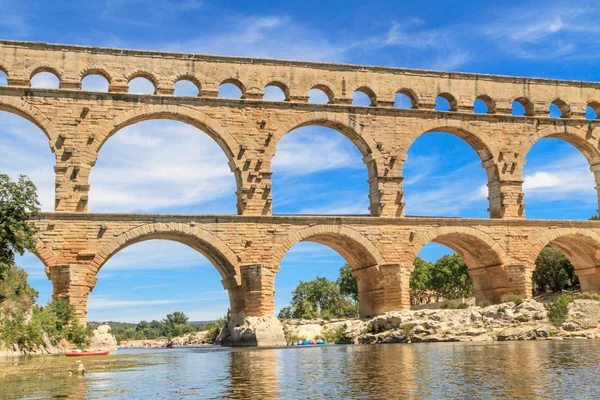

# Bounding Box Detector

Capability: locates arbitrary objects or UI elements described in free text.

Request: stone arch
[525,125,600,165]
[126,71,158,87]
[272,225,385,268]
[29,65,63,81]
[475,94,496,113]
[353,85,377,106]
[549,98,571,118]
[220,78,246,97]
[80,67,112,83]
[0,64,9,79]
[411,226,510,303]
[174,74,201,90]
[272,111,378,160]
[34,241,60,278]
[407,119,499,166]
[528,228,600,268]
[307,80,335,102]
[513,97,535,116]
[263,78,290,101]
[437,92,458,111]
[0,97,55,144]
[272,224,385,317]
[92,104,243,192]
[396,88,419,108]
[411,226,508,268]
[587,101,600,119]
[271,111,382,215]
[90,223,240,281]
[528,228,600,293]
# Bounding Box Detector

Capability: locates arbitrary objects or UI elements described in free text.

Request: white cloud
[272,127,363,176]
[161,15,348,62]
[88,293,227,310]
[89,120,237,213]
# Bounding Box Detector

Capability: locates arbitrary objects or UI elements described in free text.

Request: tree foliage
[337,263,358,302]
[0,174,40,278]
[429,254,474,299]
[279,274,357,320]
[533,246,578,293]
[409,257,434,305]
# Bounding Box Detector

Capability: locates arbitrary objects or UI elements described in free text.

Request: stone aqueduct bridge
[3,40,600,324]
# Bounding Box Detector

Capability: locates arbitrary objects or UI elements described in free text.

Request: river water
[2,341,600,399]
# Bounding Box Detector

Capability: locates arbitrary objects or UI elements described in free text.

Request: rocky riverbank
[281,299,600,345]
[119,330,211,349]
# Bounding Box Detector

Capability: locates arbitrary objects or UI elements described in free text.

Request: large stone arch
[0,97,55,144]
[528,227,600,293]
[34,241,60,278]
[272,225,386,317]
[90,104,243,198]
[272,224,385,269]
[525,125,600,166]
[403,119,503,217]
[90,223,240,282]
[528,227,600,268]
[411,226,510,302]
[270,112,383,215]
[406,119,500,167]
[271,112,379,160]
[93,104,240,160]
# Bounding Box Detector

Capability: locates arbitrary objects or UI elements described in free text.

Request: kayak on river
[297,340,326,346]
[65,350,110,357]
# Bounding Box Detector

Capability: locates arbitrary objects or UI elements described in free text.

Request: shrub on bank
[477,300,491,308]
[0,297,92,350]
[546,295,572,327]
[578,292,600,301]
[500,294,523,305]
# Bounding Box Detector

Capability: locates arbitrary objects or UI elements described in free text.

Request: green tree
[164,311,189,329]
[0,264,38,308]
[288,277,356,319]
[409,257,434,305]
[337,263,358,302]
[0,174,40,278]
[429,254,474,300]
[533,246,578,293]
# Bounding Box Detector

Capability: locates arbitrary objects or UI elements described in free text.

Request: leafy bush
[456,303,469,309]
[477,300,491,308]
[322,326,347,343]
[578,292,600,301]
[500,294,523,305]
[547,295,572,327]
[205,316,227,344]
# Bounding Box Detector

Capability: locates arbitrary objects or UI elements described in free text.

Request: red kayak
[65,350,109,357]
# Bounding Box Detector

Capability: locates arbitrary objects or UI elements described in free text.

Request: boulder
[218,316,286,347]
[564,300,600,330]
[89,324,118,351]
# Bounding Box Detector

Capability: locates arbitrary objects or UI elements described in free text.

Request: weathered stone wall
[1,40,600,217]
[34,213,600,323]
[1,40,600,329]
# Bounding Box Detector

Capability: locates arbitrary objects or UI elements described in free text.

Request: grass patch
[322,326,347,344]
[456,303,469,309]
[398,322,418,335]
[577,292,600,301]
[477,300,491,308]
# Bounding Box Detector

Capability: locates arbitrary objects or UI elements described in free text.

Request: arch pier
[2,39,600,346]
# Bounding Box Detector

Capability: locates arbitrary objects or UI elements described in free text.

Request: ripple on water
[3,341,600,399]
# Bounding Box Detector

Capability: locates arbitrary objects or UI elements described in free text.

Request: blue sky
[2,0,599,322]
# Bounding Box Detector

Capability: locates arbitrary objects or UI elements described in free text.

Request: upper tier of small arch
[2,39,600,119]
